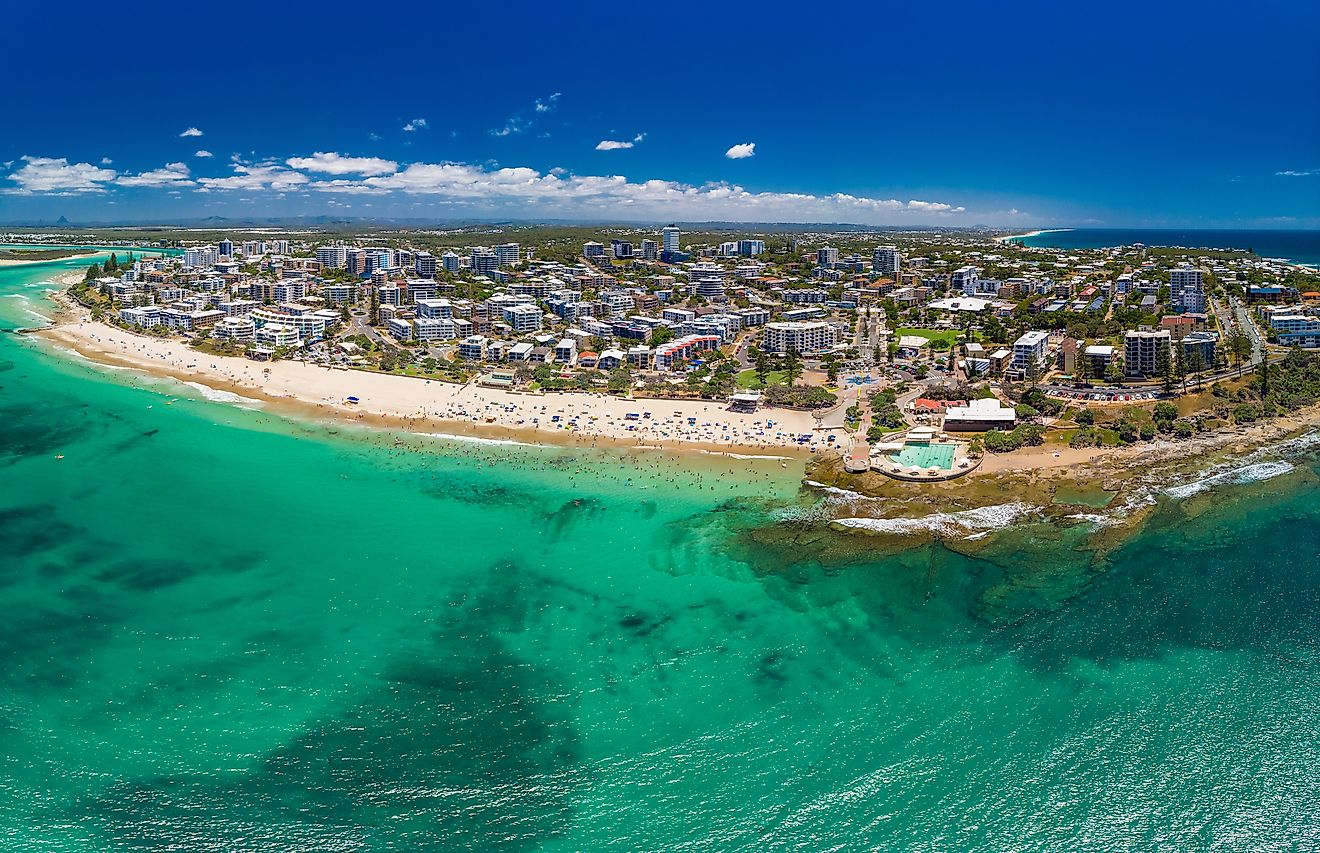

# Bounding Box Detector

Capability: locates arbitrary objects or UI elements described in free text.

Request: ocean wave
[49,346,136,371]
[1066,512,1123,528]
[1164,460,1296,499]
[834,502,1036,536]
[1277,429,1320,453]
[803,480,879,502]
[707,451,793,460]
[50,345,88,361]
[413,432,534,447]
[183,381,263,406]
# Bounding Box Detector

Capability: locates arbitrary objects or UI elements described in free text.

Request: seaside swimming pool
[889,440,957,470]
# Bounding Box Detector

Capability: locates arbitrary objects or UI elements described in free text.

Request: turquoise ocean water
[1012,228,1320,267]
[2,249,1318,850]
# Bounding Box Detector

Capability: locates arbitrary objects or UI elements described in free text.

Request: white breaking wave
[708,451,793,460]
[183,381,262,406]
[1164,460,1296,499]
[1066,512,1123,528]
[50,346,135,371]
[414,432,534,447]
[834,502,1036,536]
[803,480,879,503]
[1277,429,1320,453]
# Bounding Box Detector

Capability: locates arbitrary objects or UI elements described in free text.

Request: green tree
[1105,358,1124,386]
[650,325,675,346]
[754,348,771,387]
[1025,358,1041,389]
[1074,349,1091,386]
[1157,346,1175,394]
[824,353,840,386]
[607,368,631,393]
[782,347,803,386]
[1230,333,1252,376]
[1185,346,1205,390]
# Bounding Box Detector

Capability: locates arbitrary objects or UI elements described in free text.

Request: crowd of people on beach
[59,318,828,453]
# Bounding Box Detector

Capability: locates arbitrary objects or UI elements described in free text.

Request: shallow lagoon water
[2,252,1317,850]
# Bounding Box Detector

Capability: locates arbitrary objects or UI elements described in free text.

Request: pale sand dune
[37,308,825,454]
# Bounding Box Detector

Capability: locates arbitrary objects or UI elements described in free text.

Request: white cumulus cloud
[725,143,756,159]
[402,118,428,132]
[179,127,204,137]
[6,156,117,194]
[1276,168,1318,177]
[905,199,965,213]
[118,162,195,188]
[10,148,973,223]
[198,162,309,191]
[194,150,213,158]
[596,133,646,151]
[299,158,968,223]
[286,152,398,176]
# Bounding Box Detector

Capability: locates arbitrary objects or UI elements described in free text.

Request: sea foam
[834,502,1035,536]
[1164,460,1296,499]
[414,432,534,447]
[183,381,262,406]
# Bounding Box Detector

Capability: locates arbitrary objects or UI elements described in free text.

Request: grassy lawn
[736,368,789,389]
[896,327,960,349]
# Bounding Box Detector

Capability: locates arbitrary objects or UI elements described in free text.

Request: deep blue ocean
[1015,228,1320,266]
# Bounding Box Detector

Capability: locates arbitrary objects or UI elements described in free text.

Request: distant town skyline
[2,0,1317,228]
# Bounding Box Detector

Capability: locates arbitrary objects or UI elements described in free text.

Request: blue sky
[2,0,1317,228]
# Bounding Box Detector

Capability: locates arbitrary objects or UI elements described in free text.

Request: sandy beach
[994,228,1071,244]
[30,276,1320,471]
[33,292,827,455]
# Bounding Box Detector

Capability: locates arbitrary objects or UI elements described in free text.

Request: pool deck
[865,433,983,482]
[871,454,982,482]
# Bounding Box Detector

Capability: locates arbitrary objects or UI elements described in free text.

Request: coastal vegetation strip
[0,247,97,263]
